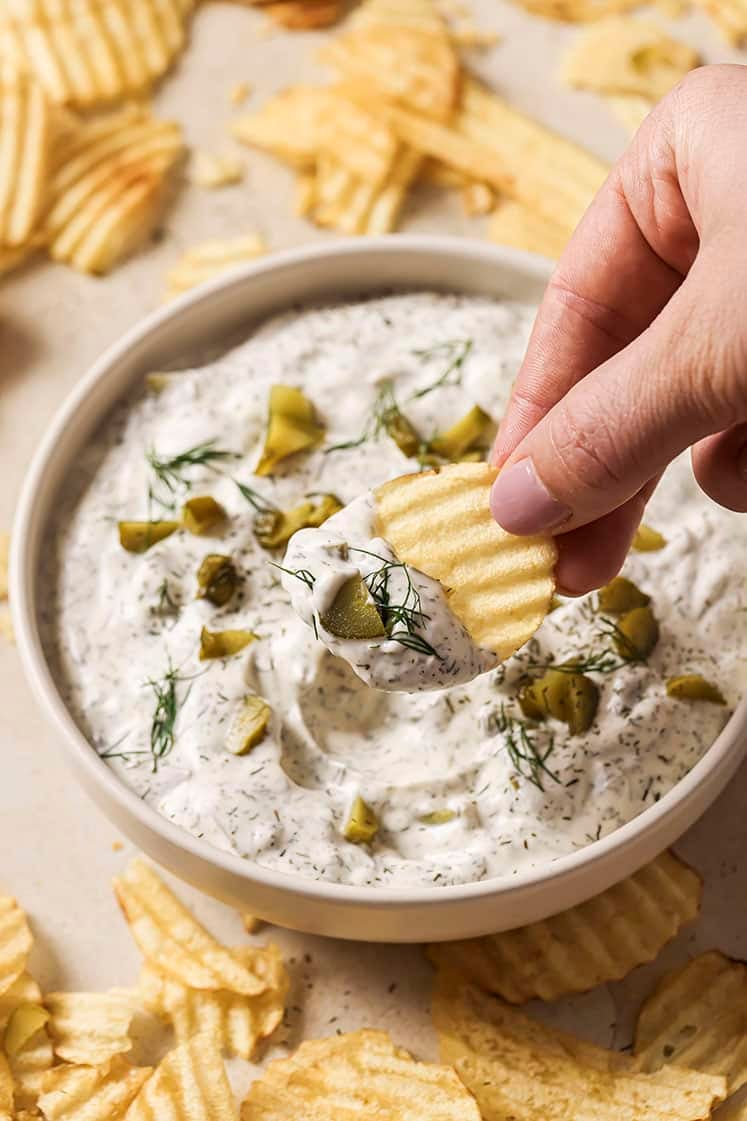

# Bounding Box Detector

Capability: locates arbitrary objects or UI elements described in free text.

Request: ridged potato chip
[0,1052,12,1120]
[0,0,197,107]
[0,895,32,996]
[164,234,266,300]
[0,974,54,1111]
[232,87,331,168]
[139,943,288,1060]
[310,146,421,235]
[635,951,747,1093]
[125,1034,235,1121]
[44,104,184,274]
[0,973,40,1032]
[374,463,556,660]
[240,1028,482,1121]
[0,65,52,248]
[318,89,399,187]
[693,0,747,42]
[433,972,727,1121]
[428,852,701,1003]
[113,857,267,996]
[488,199,571,259]
[259,0,345,29]
[45,989,137,1066]
[561,18,699,99]
[37,1056,151,1121]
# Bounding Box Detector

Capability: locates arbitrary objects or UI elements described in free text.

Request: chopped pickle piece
[613,605,659,660]
[419,809,456,825]
[519,668,598,734]
[598,576,650,614]
[226,694,271,754]
[666,674,726,704]
[429,405,493,461]
[255,384,325,476]
[199,626,258,660]
[632,523,667,551]
[196,554,239,606]
[320,575,386,640]
[253,493,343,550]
[343,796,379,844]
[182,495,226,535]
[380,402,422,458]
[4,1003,50,1056]
[119,520,179,553]
[145,371,180,393]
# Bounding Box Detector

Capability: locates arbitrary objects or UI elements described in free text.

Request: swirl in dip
[42,292,746,888]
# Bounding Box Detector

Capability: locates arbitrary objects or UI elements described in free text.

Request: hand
[489,64,747,596]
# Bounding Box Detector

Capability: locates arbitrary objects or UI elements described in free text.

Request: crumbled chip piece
[635,951,747,1093]
[461,181,495,216]
[190,150,244,188]
[113,857,268,995]
[261,0,346,28]
[0,0,197,107]
[240,1028,482,1120]
[45,989,137,1066]
[232,87,332,168]
[230,80,252,105]
[165,235,266,299]
[139,944,287,1060]
[38,1056,151,1121]
[434,972,727,1121]
[562,18,699,99]
[428,851,701,1002]
[375,463,556,660]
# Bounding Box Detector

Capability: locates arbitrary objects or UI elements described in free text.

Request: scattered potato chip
[635,951,747,1093]
[232,87,331,168]
[164,234,266,300]
[139,943,287,1060]
[488,199,571,258]
[375,463,556,659]
[0,0,197,108]
[0,241,38,277]
[240,1028,482,1121]
[319,89,400,187]
[45,989,137,1066]
[607,93,653,133]
[0,896,32,996]
[562,19,699,99]
[126,1034,234,1121]
[461,181,495,216]
[427,851,701,1002]
[0,974,41,1036]
[433,972,727,1121]
[242,914,260,934]
[6,1004,54,1112]
[44,105,184,274]
[261,0,347,28]
[693,0,747,42]
[0,66,52,249]
[0,1052,12,1120]
[4,1004,49,1057]
[190,151,244,189]
[309,144,421,235]
[419,158,471,189]
[0,533,8,600]
[113,857,267,996]
[38,1056,151,1121]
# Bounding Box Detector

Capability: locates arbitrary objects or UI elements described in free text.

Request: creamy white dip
[42,292,747,888]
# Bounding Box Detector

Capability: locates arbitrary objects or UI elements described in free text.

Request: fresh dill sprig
[524,617,645,678]
[350,546,441,660]
[270,562,316,591]
[234,479,277,513]
[154,578,179,615]
[325,381,419,455]
[492,704,559,791]
[144,661,199,773]
[146,439,236,509]
[410,338,473,399]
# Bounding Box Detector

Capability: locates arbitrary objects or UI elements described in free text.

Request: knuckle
[544,273,637,352]
[547,398,627,496]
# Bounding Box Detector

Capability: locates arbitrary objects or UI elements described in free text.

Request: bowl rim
[11,233,747,910]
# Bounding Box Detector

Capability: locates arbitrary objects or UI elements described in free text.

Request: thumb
[490,260,743,535]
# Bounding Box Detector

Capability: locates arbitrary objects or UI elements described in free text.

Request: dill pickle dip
[42,292,747,888]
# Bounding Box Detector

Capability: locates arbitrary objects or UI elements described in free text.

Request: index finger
[493,109,694,467]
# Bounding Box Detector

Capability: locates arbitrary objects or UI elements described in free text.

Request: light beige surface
[1,0,746,1088]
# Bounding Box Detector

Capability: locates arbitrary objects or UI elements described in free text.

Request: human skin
[489,64,747,595]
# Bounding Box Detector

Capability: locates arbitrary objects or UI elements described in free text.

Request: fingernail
[490,458,571,535]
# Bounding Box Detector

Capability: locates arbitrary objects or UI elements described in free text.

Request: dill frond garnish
[233,479,277,513]
[524,616,647,680]
[146,439,236,509]
[270,563,316,591]
[154,578,179,615]
[144,661,199,772]
[411,337,473,399]
[350,546,442,660]
[325,381,422,457]
[491,704,559,791]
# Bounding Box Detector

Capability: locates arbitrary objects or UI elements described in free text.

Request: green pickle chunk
[226,695,271,755]
[519,668,598,735]
[598,576,650,615]
[199,627,258,660]
[320,576,386,640]
[563,673,600,735]
[343,796,379,844]
[380,402,422,458]
[632,523,667,552]
[255,385,325,476]
[613,605,660,660]
[429,405,494,461]
[197,554,239,606]
[419,809,456,825]
[119,520,179,553]
[666,674,726,705]
[182,495,226,536]
[254,494,343,550]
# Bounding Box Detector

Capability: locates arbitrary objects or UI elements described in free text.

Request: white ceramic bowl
[11,237,747,942]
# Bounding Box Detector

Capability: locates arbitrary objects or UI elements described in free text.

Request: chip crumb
[190,150,244,189]
[461,181,496,216]
[230,80,253,105]
[451,22,501,47]
[242,914,261,934]
[112,841,124,852]
[0,609,15,644]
